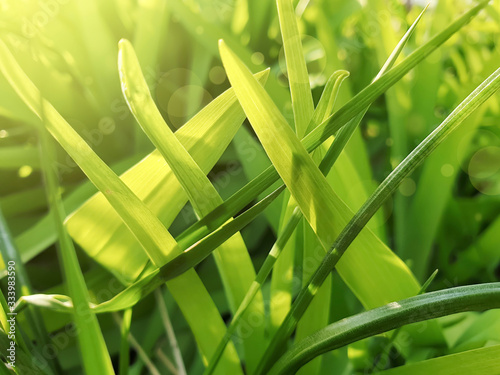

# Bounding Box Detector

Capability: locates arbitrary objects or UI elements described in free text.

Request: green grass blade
[269,195,302,334]
[293,70,349,375]
[39,128,114,375]
[118,38,219,212]
[371,269,439,372]
[119,308,133,375]
[204,206,302,375]
[319,5,428,174]
[119,38,267,370]
[380,345,500,375]
[277,0,314,137]
[258,63,500,374]
[270,283,500,374]
[131,0,170,151]
[161,186,284,280]
[220,37,419,301]
[0,38,244,375]
[174,1,488,253]
[66,69,269,284]
[305,70,350,134]
[0,39,178,268]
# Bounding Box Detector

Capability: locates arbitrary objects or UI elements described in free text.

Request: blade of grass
[219,39,422,368]
[319,5,428,175]
[0,38,244,375]
[272,3,345,347]
[372,269,439,372]
[269,70,349,348]
[176,0,488,252]
[66,69,269,284]
[294,70,350,375]
[119,38,267,370]
[256,63,500,374]
[132,0,170,151]
[15,186,284,316]
[379,344,500,375]
[119,308,133,375]
[162,186,285,279]
[204,206,303,375]
[277,0,314,137]
[38,126,114,374]
[269,283,500,374]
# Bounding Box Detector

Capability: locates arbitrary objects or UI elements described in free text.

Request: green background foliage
[0,0,499,374]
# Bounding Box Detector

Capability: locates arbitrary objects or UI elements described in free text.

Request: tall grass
[0,0,499,374]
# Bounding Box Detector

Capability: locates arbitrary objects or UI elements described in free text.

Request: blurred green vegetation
[0,0,499,374]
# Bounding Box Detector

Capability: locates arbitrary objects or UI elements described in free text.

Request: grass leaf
[277,0,314,137]
[119,38,267,369]
[270,283,500,374]
[0,38,244,375]
[39,128,114,374]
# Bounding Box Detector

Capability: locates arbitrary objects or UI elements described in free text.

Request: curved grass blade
[119,37,270,370]
[305,70,350,134]
[219,40,424,372]
[39,128,114,375]
[256,64,500,374]
[290,12,426,371]
[0,38,243,375]
[160,186,285,280]
[176,0,488,253]
[0,39,178,269]
[277,0,314,137]
[371,269,439,372]
[269,283,500,374]
[66,69,269,284]
[16,186,284,316]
